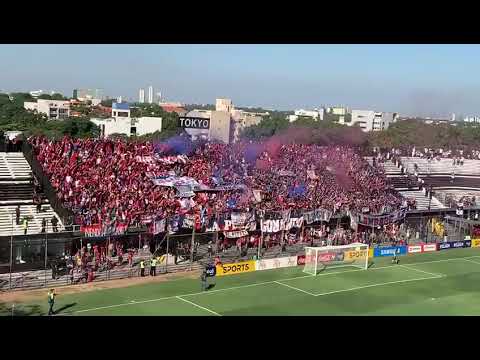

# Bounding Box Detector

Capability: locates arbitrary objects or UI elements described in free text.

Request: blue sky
[1,44,480,117]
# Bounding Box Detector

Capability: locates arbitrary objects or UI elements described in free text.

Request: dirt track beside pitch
[0,270,200,304]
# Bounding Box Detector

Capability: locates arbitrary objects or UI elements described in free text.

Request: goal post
[303,243,369,275]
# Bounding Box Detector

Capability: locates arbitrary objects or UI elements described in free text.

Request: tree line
[0,92,98,139]
[241,114,480,150]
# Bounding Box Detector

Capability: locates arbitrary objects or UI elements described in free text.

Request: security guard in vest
[150,257,157,277]
[47,289,56,315]
[23,218,28,235]
[140,260,145,277]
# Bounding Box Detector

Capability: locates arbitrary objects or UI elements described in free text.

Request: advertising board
[407,245,423,254]
[373,245,407,257]
[422,243,437,252]
[255,256,298,271]
[215,260,256,276]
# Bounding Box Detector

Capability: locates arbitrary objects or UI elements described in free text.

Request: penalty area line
[313,275,440,297]
[274,281,317,296]
[176,296,221,316]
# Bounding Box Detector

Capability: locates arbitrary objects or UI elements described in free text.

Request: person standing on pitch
[140,260,145,277]
[150,257,157,276]
[200,269,207,291]
[47,289,56,315]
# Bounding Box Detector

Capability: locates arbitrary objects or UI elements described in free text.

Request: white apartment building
[91,116,162,137]
[288,108,324,122]
[138,89,145,103]
[24,99,70,119]
[350,110,394,132]
[148,86,154,104]
[111,102,131,119]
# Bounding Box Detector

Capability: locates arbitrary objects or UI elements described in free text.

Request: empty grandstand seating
[364,157,402,175]
[0,204,64,236]
[400,157,480,176]
[0,152,31,180]
[420,176,480,189]
[398,190,446,210]
[0,152,64,236]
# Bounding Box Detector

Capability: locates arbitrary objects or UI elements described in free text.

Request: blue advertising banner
[438,240,471,250]
[373,245,407,257]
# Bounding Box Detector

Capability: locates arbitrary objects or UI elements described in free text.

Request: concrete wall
[91,117,131,137]
[134,117,162,136]
[209,111,231,143]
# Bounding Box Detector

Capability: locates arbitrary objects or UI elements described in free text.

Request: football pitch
[4,247,480,316]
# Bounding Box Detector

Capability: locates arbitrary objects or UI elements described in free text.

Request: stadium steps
[419,176,480,189]
[400,157,480,176]
[0,152,32,180]
[399,190,446,210]
[364,157,402,175]
[0,204,65,236]
[0,182,36,202]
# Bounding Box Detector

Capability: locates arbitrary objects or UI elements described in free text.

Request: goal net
[303,243,369,275]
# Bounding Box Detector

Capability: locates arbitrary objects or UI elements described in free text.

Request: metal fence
[3,209,480,292]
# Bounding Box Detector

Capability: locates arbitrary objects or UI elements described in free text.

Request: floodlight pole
[258,212,264,260]
[165,232,169,274]
[9,215,13,290]
[190,224,195,271]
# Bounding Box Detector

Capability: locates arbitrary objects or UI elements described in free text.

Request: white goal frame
[303,243,369,275]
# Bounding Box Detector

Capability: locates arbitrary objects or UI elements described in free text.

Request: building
[73,88,104,101]
[231,110,262,142]
[92,116,162,138]
[131,117,163,136]
[24,99,70,119]
[111,102,131,119]
[464,116,480,124]
[288,108,324,122]
[148,86,154,104]
[209,111,232,143]
[349,110,394,132]
[216,98,234,113]
[181,98,265,143]
[138,89,145,103]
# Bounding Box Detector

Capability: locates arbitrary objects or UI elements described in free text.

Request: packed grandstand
[0,133,479,290]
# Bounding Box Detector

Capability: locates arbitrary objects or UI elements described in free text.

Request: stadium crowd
[29,136,403,229]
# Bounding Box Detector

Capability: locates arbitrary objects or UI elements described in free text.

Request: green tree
[100,99,114,107]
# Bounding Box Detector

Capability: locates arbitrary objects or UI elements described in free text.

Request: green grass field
[4,247,480,316]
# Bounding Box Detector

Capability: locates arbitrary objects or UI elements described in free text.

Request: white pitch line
[176,296,221,316]
[398,264,444,278]
[274,281,317,296]
[72,254,478,314]
[313,275,440,297]
[462,258,480,266]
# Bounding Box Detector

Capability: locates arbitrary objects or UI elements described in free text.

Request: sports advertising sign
[373,245,407,257]
[178,117,210,129]
[438,240,472,250]
[422,243,437,252]
[215,260,256,276]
